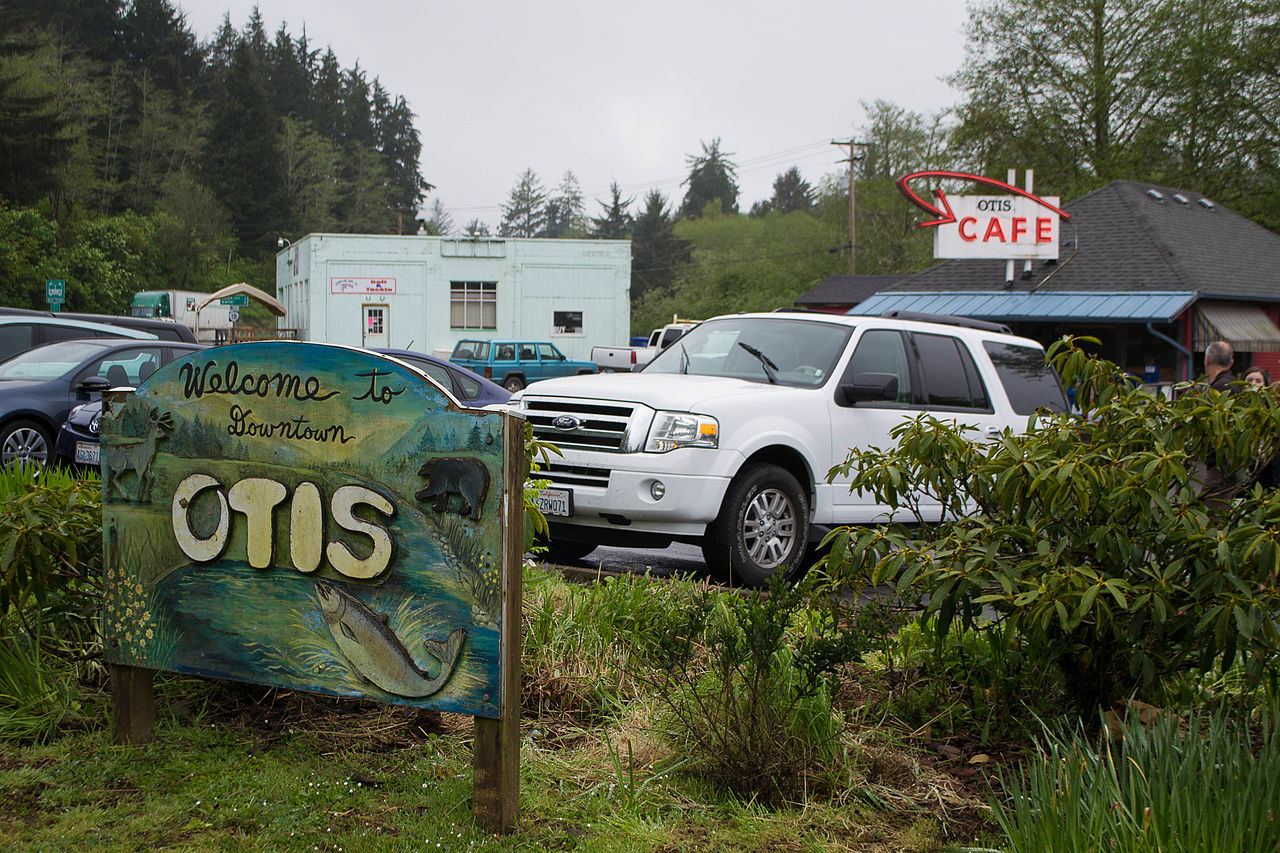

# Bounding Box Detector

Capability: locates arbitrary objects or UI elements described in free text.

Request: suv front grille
[524,397,651,453]
[539,463,611,489]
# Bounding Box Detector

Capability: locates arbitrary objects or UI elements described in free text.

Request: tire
[543,538,598,565]
[503,375,526,392]
[1,419,52,471]
[703,464,810,587]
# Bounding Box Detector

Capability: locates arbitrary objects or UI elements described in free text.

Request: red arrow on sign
[896,170,1071,228]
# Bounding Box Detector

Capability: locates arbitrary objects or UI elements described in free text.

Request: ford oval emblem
[551,415,581,431]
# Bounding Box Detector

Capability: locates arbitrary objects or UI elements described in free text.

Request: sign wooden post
[472,421,524,831]
[102,342,523,832]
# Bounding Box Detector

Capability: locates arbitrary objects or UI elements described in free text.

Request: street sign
[219,294,249,306]
[46,280,65,301]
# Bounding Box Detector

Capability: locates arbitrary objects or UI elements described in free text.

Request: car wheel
[503,375,525,392]
[703,464,810,587]
[1,420,52,471]
[542,538,598,565]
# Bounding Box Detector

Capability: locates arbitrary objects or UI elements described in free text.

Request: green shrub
[993,708,1280,852]
[821,339,1280,715]
[0,466,102,635]
[868,616,1062,740]
[620,573,895,803]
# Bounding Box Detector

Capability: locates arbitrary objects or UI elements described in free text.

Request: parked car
[371,347,511,408]
[591,319,699,372]
[0,315,158,362]
[0,306,197,342]
[513,310,1066,584]
[449,340,596,392]
[0,338,204,469]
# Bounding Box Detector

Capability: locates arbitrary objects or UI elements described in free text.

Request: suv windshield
[645,317,853,388]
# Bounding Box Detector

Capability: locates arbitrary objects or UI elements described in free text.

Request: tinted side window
[912,333,991,410]
[983,341,1067,414]
[42,325,111,345]
[0,324,34,361]
[841,329,914,404]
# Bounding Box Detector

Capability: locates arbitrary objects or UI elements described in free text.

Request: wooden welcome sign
[101,341,522,831]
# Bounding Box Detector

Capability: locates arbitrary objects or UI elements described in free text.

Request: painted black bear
[415,456,490,521]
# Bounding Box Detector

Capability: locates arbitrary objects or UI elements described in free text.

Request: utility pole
[831,139,866,275]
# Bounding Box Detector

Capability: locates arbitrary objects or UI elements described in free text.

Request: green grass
[992,707,1280,853]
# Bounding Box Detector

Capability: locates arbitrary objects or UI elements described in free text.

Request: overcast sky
[179,1,971,232]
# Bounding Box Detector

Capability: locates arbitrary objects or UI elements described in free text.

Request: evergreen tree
[422,198,452,236]
[120,0,202,94]
[679,138,739,218]
[542,170,585,237]
[768,166,814,215]
[0,12,73,205]
[266,24,312,118]
[589,181,632,238]
[202,40,285,248]
[631,190,691,300]
[375,86,429,216]
[499,168,547,237]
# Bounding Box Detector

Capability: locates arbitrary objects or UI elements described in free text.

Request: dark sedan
[372,347,511,409]
[0,338,204,469]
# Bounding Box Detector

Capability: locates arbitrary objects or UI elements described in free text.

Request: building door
[363,304,388,348]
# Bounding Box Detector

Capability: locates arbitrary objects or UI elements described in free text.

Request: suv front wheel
[703,463,810,587]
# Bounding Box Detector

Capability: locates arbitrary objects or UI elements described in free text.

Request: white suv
[513,310,1066,585]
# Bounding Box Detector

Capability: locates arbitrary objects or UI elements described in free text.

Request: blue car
[0,337,205,469]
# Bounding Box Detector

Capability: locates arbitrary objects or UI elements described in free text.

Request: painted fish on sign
[101,341,513,718]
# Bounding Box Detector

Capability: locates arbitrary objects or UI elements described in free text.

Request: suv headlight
[645,412,718,452]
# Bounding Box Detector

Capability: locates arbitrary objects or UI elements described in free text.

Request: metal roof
[848,291,1199,323]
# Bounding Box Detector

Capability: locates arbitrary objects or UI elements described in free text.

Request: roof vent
[1198,198,1216,209]
[1146,189,1164,201]
[1173,193,1190,205]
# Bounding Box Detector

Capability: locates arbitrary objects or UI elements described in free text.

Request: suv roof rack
[879,309,1011,335]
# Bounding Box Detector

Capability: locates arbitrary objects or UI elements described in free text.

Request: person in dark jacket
[1195,341,1240,504]
[1205,340,1237,392]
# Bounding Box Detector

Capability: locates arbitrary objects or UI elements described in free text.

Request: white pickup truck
[590,320,698,372]
[514,310,1066,585]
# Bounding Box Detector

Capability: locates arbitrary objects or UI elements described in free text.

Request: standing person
[1193,341,1241,504]
[1242,367,1280,487]
[1204,341,1238,392]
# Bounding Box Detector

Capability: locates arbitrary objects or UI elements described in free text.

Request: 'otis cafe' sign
[897,170,1071,260]
[101,341,523,832]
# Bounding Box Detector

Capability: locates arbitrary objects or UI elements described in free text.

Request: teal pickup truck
[449,340,596,392]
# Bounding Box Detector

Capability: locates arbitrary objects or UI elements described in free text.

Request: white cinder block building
[275,234,631,359]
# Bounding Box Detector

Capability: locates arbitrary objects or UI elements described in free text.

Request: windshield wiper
[678,342,690,375]
[737,342,778,384]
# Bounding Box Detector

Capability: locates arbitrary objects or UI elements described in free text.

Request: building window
[553,310,583,334]
[450,281,497,329]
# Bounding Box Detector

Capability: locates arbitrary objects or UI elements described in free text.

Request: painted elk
[104,405,174,502]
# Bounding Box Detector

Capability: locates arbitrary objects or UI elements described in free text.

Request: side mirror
[836,371,899,406]
[78,376,113,395]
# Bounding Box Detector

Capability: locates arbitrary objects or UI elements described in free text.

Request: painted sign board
[932,195,1062,260]
[897,170,1071,262]
[331,277,397,294]
[101,342,516,719]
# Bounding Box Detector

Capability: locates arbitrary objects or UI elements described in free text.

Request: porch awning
[848,291,1198,324]
[1194,302,1280,353]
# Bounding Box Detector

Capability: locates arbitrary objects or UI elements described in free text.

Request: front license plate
[537,487,572,517]
[74,441,100,465]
